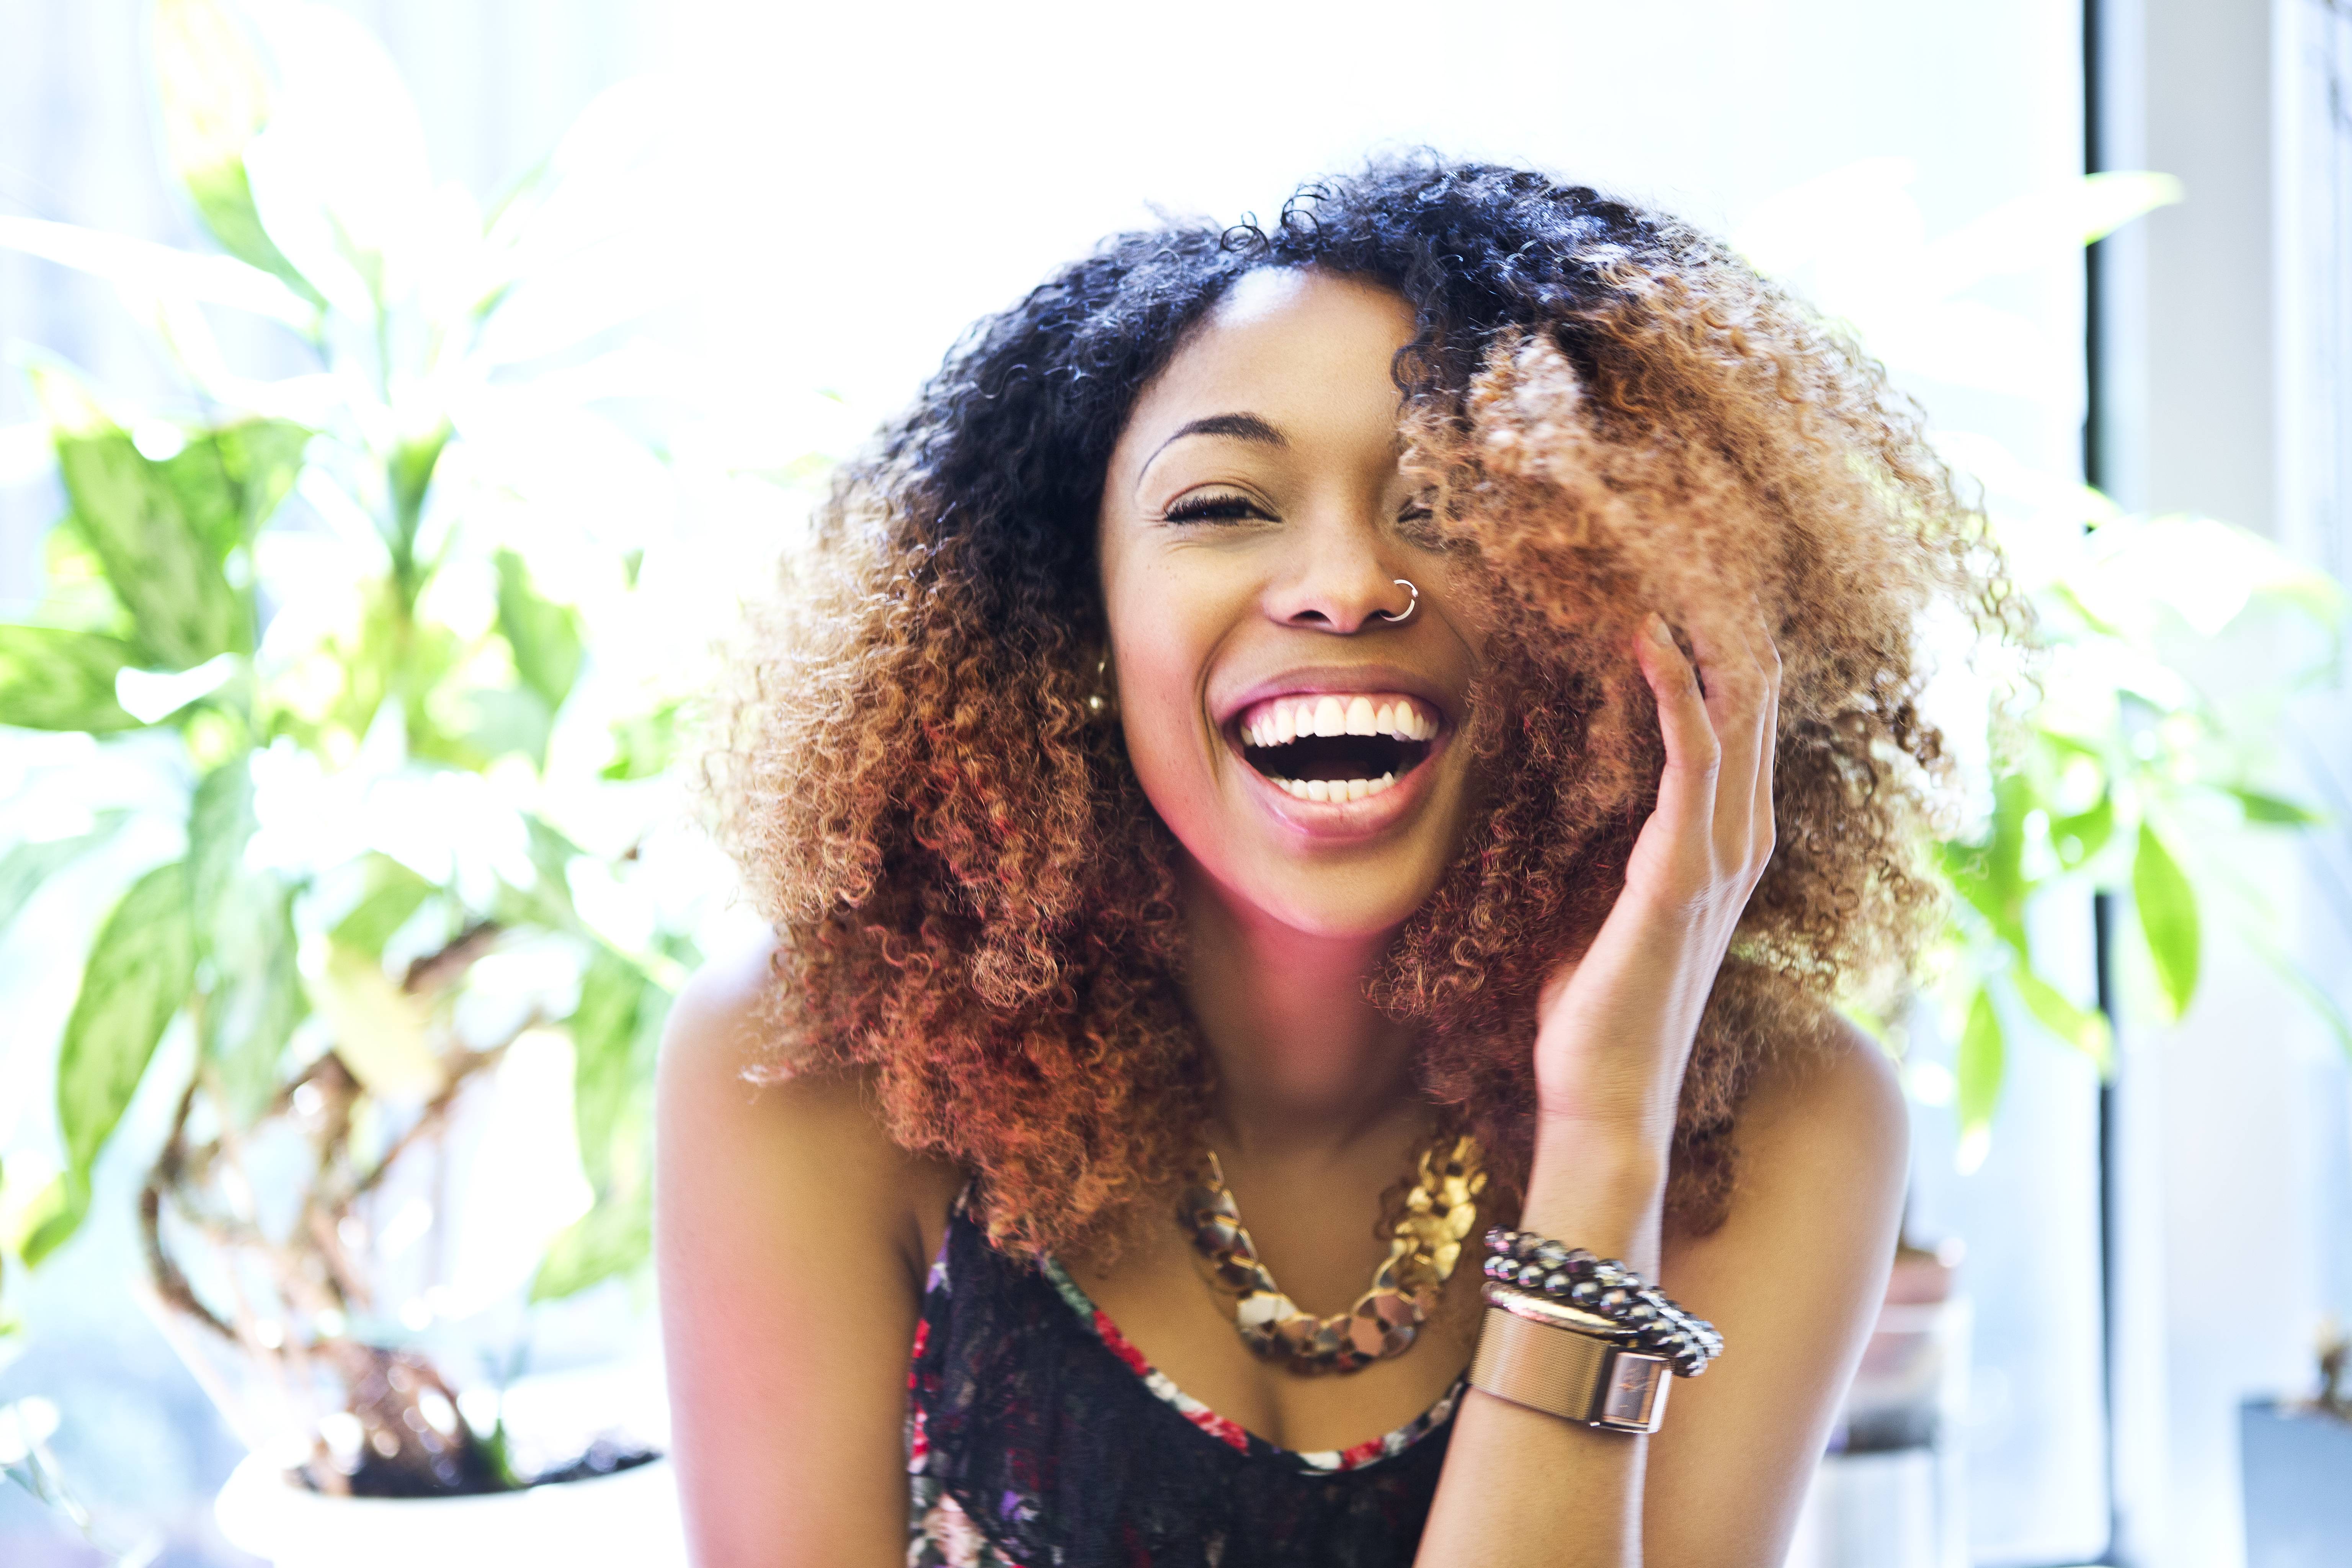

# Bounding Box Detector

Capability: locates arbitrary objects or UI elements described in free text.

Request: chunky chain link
[1178,1134,1487,1374]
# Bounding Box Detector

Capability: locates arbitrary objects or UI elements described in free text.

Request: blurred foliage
[1927,509,2344,1163]
[1738,165,2350,1164]
[0,0,732,1491]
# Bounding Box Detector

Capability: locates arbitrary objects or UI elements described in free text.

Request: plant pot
[214,1449,684,1567]
[2240,1398,2352,1568]
[209,1357,679,1566]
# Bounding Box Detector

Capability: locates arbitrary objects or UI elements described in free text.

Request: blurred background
[0,2,2346,1566]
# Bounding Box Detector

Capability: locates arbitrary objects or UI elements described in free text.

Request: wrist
[1519,1121,1668,1272]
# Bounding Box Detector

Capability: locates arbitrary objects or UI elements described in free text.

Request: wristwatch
[1468,1284,1673,1434]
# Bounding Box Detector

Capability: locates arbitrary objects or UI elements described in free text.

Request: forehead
[1117,269,1418,454]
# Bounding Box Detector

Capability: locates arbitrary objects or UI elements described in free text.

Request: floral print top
[905,1192,1460,1567]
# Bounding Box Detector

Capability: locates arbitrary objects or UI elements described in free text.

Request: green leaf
[37,520,136,638]
[494,550,583,715]
[493,815,586,934]
[459,685,554,768]
[530,1193,650,1302]
[2013,969,2114,1071]
[568,948,670,1193]
[161,420,311,562]
[602,702,679,781]
[2229,787,2323,827]
[2133,823,2201,1019]
[330,853,435,957]
[51,420,247,670]
[568,949,644,1191]
[0,813,128,939]
[1942,773,2033,955]
[2050,789,2115,867]
[387,433,448,571]
[153,0,319,298]
[1955,986,2006,1138]
[57,864,197,1187]
[15,1173,91,1269]
[203,871,306,1126]
[2078,170,2187,243]
[186,755,256,934]
[0,626,144,732]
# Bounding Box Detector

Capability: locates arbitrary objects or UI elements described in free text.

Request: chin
[1189,842,1456,943]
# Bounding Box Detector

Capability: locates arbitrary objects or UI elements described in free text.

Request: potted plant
[1733,162,2348,1143]
[2239,1326,2352,1566]
[1747,163,2348,1568]
[0,0,759,1555]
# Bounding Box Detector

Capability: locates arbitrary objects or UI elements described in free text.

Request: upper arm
[656,938,942,1568]
[1644,1022,1909,1566]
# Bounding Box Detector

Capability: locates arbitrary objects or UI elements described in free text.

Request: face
[1097,269,1483,941]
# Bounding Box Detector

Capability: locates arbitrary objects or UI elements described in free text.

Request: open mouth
[1232,693,1440,803]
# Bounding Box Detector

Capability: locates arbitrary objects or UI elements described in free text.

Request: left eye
[1162,494,1266,524]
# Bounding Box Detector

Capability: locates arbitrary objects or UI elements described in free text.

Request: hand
[1530,606,1782,1158]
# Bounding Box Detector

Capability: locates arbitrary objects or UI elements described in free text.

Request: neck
[1177,857,1421,1161]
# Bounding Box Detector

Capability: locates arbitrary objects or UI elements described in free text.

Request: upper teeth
[1239,695,1436,748]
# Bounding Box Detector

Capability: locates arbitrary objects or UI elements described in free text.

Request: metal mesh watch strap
[1468,1297,1673,1434]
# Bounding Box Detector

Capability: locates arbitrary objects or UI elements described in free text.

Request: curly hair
[708,158,2009,1259]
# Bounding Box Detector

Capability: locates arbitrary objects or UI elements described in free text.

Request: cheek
[1111,610,1214,803]
[1102,559,1243,838]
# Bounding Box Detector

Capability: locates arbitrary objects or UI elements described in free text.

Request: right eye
[1161,492,1271,525]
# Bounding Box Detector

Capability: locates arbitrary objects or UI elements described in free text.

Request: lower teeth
[1274,773,1396,802]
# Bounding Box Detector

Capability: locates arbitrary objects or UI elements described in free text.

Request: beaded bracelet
[1481,1226,1723,1379]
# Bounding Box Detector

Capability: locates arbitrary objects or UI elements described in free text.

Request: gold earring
[1086,655,1116,719]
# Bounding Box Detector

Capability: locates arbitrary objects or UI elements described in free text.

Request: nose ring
[1372,578,1419,625]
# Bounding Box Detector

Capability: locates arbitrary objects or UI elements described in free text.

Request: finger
[1684,607,1768,832]
[1748,608,1782,872]
[1684,608,1760,738]
[1636,612,1719,833]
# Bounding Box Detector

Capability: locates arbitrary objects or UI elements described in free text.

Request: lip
[1213,663,1456,843]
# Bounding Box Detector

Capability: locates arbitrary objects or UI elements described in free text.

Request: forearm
[1417,606,1790,1567]
[1414,1129,1667,1568]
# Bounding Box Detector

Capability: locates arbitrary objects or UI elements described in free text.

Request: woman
[659,160,2001,1566]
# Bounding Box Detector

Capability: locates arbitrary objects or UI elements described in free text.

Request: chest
[1062,1201,1484,1454]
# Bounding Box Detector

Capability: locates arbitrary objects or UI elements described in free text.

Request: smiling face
[1097,268,1484,941]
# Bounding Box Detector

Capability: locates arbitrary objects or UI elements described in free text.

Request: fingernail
[1646,614,1673,645]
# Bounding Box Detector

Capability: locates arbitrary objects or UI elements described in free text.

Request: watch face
[1602,1352,1668,1431]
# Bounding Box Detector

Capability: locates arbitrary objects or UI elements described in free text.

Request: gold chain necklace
[1177,1132,1486,1375]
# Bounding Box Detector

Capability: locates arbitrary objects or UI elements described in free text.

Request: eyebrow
[1142,412,1290,474]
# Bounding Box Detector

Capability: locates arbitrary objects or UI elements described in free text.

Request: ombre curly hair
[708,159,2011,1258]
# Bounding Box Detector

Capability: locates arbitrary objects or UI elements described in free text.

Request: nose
[1263,516,1413,634]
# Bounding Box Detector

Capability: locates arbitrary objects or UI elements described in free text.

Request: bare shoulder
[1735,1011,1908,1184]
[658,934,961,1565]
[1750,1011,1909,1171]
[1664,1008,1908,1301]
[657,933,961,1278]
